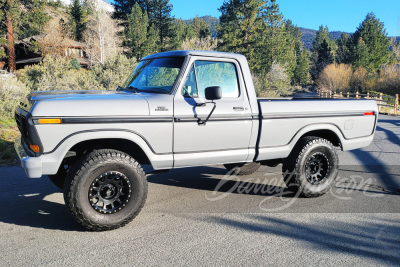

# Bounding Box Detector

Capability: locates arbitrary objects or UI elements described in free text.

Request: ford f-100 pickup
[15,50,378,230]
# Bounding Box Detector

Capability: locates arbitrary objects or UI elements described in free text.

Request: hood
[27,90,150,117]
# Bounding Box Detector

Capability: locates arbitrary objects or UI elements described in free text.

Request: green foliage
[0,76,29,120]
[70,58,81,69]
[125,3,159,60]
[113,0,173,52]
[293,48,310,85]
[310,25,336,79]
[19,0,51,39]
[18,55,137,94]
[336,33,351,64]
[70,0,88,41]
[351,13,390,72]
[218,0,305,85]
[191,17,211,38]
[150,0,173,51]
[218,0,265,68]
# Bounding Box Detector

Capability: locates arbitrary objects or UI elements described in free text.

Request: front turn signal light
[29,144,40,152]
[38,118,61,124]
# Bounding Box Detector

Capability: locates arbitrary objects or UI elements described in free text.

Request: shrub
[316,64,352,92]
[256,62,293,97]
[376,65,400,95]
[0,77,29,120]
[18,55,137,92]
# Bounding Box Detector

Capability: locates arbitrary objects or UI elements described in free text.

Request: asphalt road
[0,115,399,266]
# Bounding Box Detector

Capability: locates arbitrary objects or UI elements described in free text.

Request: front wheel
[64,149,147,231]
[282,137,338,198]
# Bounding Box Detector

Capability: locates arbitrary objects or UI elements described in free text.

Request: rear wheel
[282,137,338,198]
[64,149,147,231]
[224,162,261,175]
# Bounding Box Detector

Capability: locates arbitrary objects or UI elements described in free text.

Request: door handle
[233,107,244,111]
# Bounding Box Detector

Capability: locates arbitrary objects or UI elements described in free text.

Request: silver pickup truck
[15,50,378,230]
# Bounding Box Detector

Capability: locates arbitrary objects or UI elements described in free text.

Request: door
[173,57,253,167]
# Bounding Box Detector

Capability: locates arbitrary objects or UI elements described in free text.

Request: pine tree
[125,3,158,59]
[218,0,267,70]
[310,25,335,79]
[285,19,309,85]
[192,17,210,38]
[353,37,369,69]
[0,0,20,71]
[70,0,87,42]
[257,0,296,76]
[293,49,310,85]
[336,33,351,64]
[113,0,150,20]
[150,0,173,51]
[351,12,390,72]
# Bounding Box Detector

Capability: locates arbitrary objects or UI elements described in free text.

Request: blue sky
[168,0,400,36]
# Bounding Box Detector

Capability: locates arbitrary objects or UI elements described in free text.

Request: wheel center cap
[101,184,117,199]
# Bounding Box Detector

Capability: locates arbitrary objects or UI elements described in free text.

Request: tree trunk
[6,11,16,72]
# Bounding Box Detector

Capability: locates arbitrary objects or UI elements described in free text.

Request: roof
[17,35,86,48]
[142,50,247,61]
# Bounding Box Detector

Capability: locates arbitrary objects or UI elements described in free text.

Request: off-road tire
[224,162,261,175]
[282,137,338,198]
[63,149,147,231]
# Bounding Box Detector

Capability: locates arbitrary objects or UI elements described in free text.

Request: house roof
[17,35,87,48]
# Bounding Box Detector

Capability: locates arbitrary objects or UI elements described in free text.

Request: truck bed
[255,98,378,161]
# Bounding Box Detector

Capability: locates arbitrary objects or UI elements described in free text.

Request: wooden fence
[316,90,399,116]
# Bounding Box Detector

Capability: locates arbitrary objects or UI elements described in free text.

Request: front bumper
[14,136,42,178]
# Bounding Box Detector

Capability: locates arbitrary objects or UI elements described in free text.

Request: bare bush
[316,64,352,92]
[181,37,218,51]
[350,66,368,92]
[84,1,122,65]
[256,62,294,97]
[376,65,400,95]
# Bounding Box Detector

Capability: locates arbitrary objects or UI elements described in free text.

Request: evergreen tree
[192,17,210,38]
[285,19,309,85]
[353,37,369,69]
[257,0,296,76]
[218,0,267,71]
[336,33,351,64]
[70,0,87,42]
[113,0,151,20]
[0,0,20,71]
[125,3,158,59]
[351,12,390,72]
[310,25,335,79]
[151,0,173,51]
[293,49,310,85]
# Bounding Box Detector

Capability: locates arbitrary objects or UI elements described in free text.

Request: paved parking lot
[0,115,399,266]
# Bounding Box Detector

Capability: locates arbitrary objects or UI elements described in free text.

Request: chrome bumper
[14,136,42,178]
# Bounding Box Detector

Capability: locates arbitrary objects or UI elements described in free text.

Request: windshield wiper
[118,86,140,93]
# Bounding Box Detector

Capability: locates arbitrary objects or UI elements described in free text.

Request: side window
[194,61,239,98]
[182,65,198,97]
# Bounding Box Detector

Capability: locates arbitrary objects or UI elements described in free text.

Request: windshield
[122,57,185,94]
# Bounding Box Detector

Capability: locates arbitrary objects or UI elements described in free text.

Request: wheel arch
[42,131,173,176]
[289,124,345,151]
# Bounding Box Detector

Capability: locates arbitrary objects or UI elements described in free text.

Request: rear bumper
[14,136,42,178]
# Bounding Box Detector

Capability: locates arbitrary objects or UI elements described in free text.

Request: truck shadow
[147,166,298,198]
[0,167,83,231]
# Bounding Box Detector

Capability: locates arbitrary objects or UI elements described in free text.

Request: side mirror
[205,86,222,101]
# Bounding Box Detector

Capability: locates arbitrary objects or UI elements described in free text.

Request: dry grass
[0,120,20,166]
